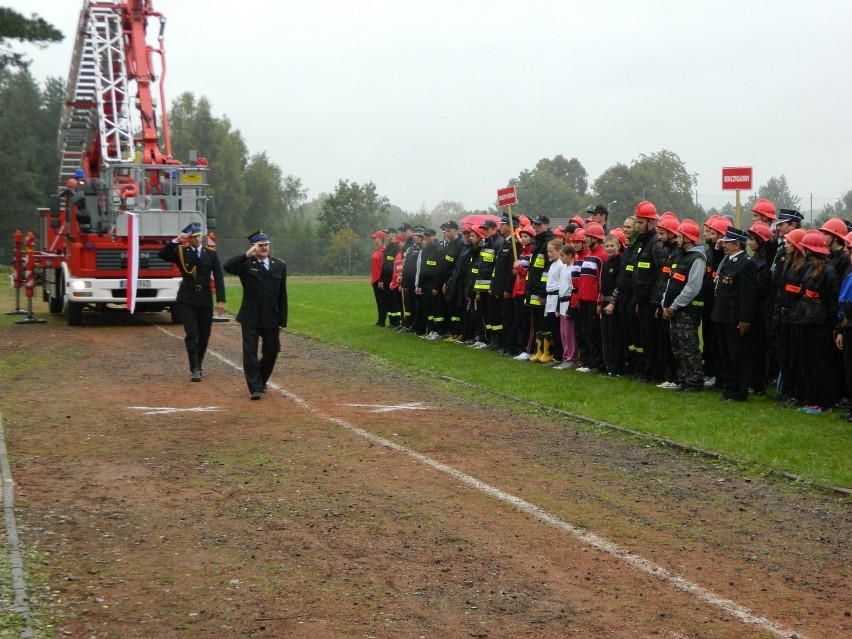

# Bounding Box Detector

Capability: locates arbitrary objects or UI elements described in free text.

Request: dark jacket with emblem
[710,250,757,325]
[223,253,288,329]
[159,241,225,307]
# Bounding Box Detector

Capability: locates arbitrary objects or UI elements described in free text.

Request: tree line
[1,5,850,271]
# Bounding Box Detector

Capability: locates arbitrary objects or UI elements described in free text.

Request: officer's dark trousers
[180,302,213,371]
[715,321,752,401]
[372,282,386,325]
[578,300,603,369]
[241,324,280,394]
[636,302,660,381]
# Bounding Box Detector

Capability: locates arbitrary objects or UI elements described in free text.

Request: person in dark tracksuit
[711,228,757,402]
[491,215,521,355]
[159,222,226,382]
[224,230,288,400]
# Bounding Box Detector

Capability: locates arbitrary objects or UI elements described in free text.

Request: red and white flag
[126,212,139,314]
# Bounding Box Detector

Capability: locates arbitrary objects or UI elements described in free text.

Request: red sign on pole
[497,186,517,207]
[721,167,753,190]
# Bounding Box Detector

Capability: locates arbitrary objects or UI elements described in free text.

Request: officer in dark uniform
[159,222,226,382]
[224,230,288,400]
[711,227,757,401]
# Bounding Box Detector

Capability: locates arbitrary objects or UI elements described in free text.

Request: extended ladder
[58,1,135,184]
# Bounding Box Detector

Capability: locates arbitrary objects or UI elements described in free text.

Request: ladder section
[58,1,135,184]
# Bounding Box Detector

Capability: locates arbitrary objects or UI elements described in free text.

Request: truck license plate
[119,279,151,288]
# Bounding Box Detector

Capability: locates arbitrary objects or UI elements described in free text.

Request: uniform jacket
[710,250,757,325]
[159,241,225,307]
[223,253,288,329]
[630,229,666,304]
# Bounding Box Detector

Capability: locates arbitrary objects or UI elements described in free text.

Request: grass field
[225,276,851,490]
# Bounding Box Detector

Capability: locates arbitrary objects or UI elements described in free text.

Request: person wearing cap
[767,209,804,388]
[398,222,415,253]
[588,204,610,234]
[629,201,667,383]
[445,225,478,342]
[158,223,226,382]
[224,230,288,400]
[790,231,839,413]
[661,220,707,392]
[369,230,389,326]
[711,228,757,402]
[400,227,425,332]
[491,215,522,355]
[415,228,446,340]
[523,216,554,355]
[440,221,465,338]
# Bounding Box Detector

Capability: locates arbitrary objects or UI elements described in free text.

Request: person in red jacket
[576,223,608,373]
[370,230,387,326]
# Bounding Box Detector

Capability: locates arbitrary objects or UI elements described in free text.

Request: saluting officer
[711,227,757,402]
[159,222,226,382]
[224,230,288,400]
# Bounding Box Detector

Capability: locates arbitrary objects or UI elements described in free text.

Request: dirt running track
[0,311,848,639]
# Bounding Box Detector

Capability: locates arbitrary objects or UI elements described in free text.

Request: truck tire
[66,300,82,326]
[48,271,64,314]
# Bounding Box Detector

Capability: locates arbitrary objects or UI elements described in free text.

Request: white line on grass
[158,327,808,639]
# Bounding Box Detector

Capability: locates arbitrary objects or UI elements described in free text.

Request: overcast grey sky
[8,0,852,216]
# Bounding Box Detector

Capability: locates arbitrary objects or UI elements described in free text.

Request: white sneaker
[657,381,678,389]
[576,366,592,373]
[473,341,489,349]
[514,352,531,361]
[553,362,571,370]
[426,331,441,340]
[703,376,717,387]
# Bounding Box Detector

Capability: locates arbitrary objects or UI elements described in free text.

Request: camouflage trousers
[670,310,703,389]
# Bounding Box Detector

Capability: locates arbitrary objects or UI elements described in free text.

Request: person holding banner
[159,223,226,382]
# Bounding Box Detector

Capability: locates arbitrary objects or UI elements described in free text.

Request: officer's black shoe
[191,369,202,382]
[250,391,261,400]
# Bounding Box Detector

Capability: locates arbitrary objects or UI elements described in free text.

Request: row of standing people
[370,201,852,418]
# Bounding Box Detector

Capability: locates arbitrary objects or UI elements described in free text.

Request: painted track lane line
[158,327,809,639]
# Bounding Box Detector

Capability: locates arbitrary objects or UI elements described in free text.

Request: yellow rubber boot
[528,336,543,362]
[538,337,554,364]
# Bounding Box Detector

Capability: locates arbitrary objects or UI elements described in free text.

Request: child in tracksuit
[601,233,624,376]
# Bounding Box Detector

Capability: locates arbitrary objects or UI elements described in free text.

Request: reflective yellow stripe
[534,256,545,267]
[637,261,651,268]
[426,260,437,266]
[625,265,635,271]
[690,300,705,307]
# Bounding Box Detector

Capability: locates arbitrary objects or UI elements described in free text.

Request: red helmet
[677,219,700,243]
[845,231,852,251]
[801,230,829,255]
[586,222,606,240]
[820,217,848,242]
[519,224,536,237]
[704,215,732,235]
[747,221,771,242]
[785,228,807,252]
[553,226,565,237]
[570,215,585,228]
[611,227,627,248]
[635,200,659,220]
[658,212,680,234]
[571,228,587,243]
[752,198,777,220]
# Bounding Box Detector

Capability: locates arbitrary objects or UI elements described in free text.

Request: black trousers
[715,322,752,400]
[577,300,603,369]
[180,302,213,371]
[241,324,281,394]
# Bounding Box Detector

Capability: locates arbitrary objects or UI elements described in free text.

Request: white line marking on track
[157,326,809,639]
[128,406,224,415]
[343,402,428,413]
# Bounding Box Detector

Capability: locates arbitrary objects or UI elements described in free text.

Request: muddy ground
[0,306,848,638]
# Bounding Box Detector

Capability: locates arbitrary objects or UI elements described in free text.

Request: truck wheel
[48,271,64,314]
[170,306,182,324]
[66,300,82,326]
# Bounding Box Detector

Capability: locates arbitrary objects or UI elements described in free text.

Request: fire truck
[35,0,215,325]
